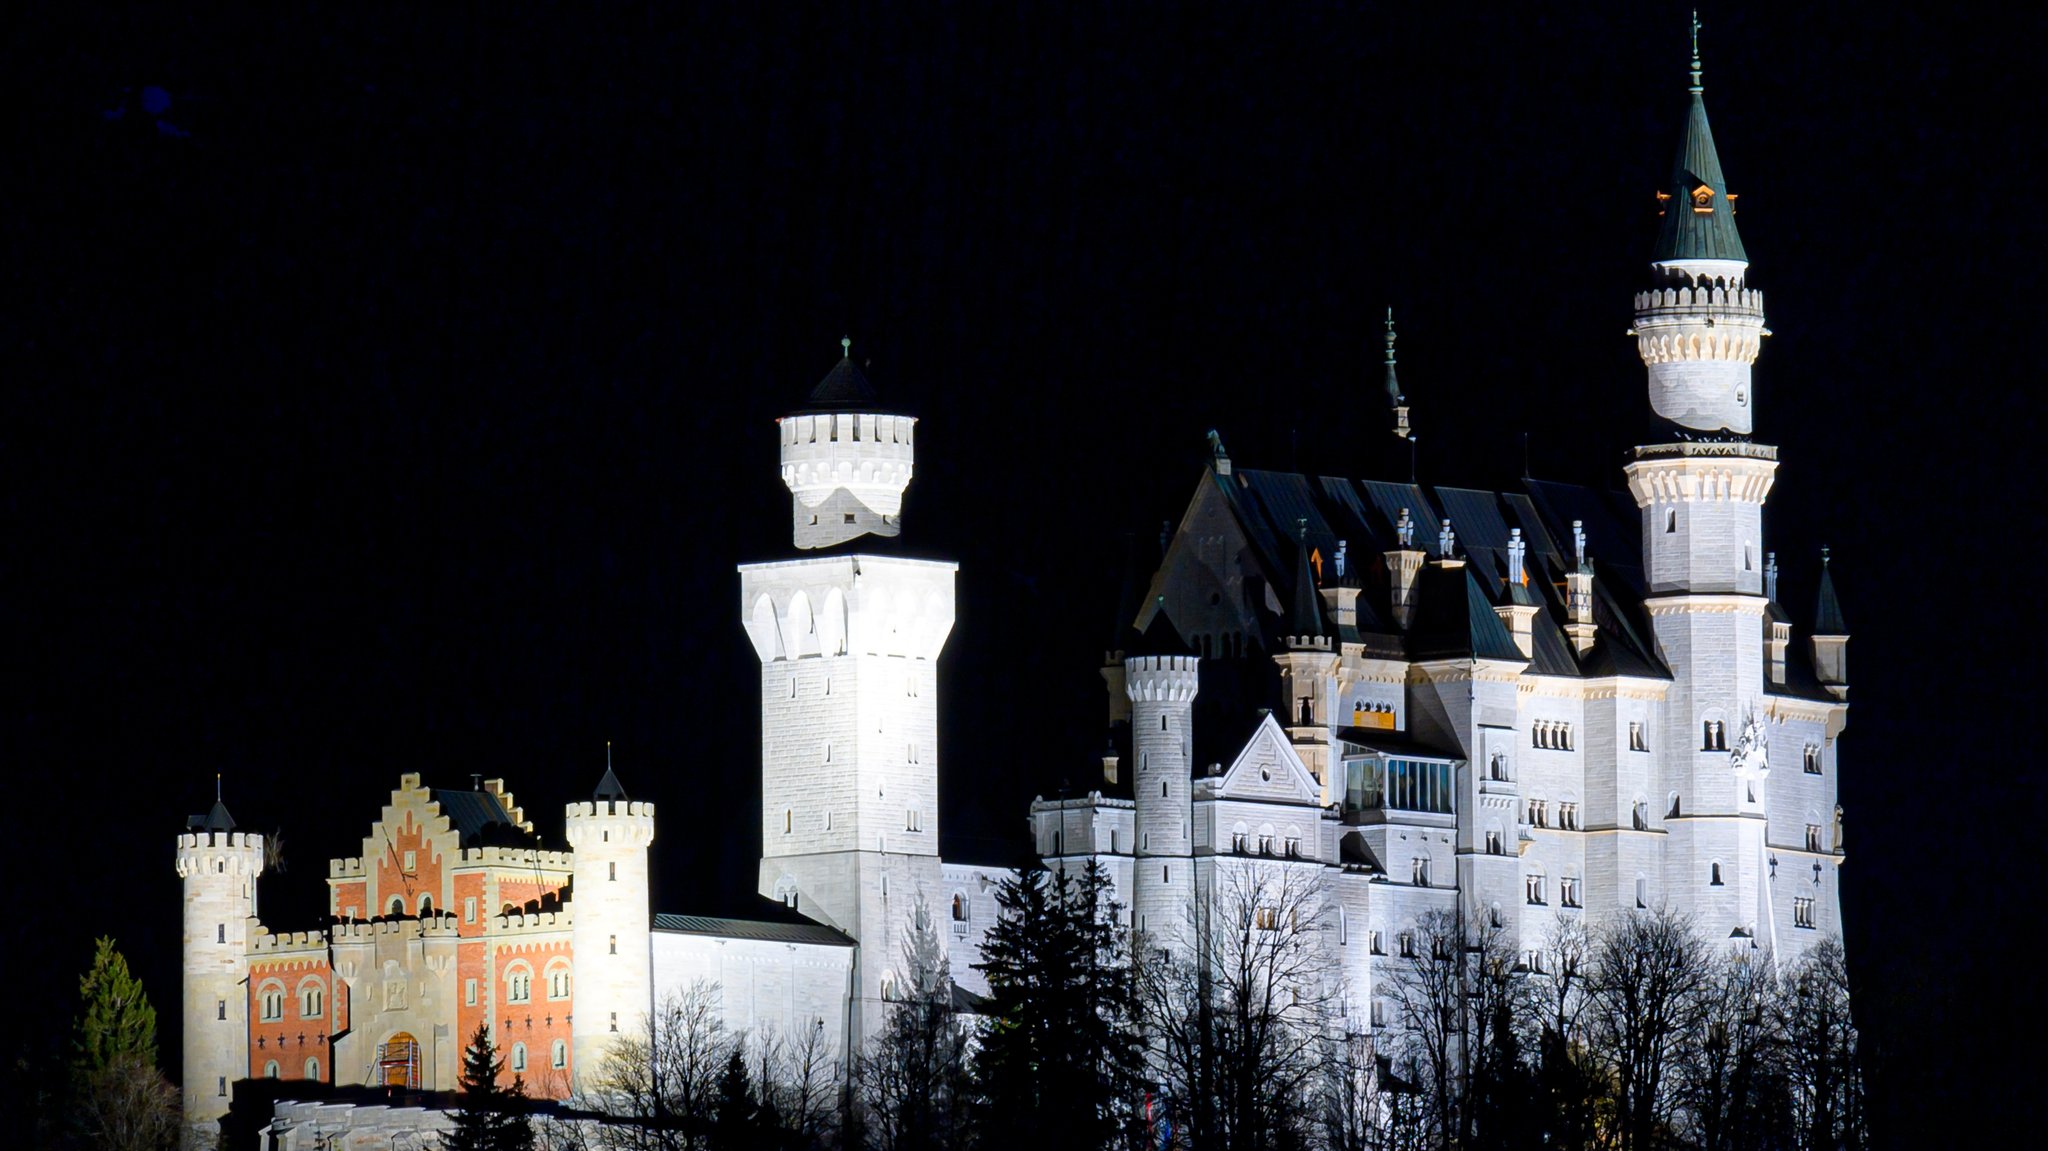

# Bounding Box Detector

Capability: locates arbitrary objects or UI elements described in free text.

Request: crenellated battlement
[455,845,576,869]
[493,908,573,934]
[329,915,461,942]
[177,832,265,878]
[1125,655,1201,702]
[779,413,916,498]
[1634,285,1764,315]
[249,928,330,955]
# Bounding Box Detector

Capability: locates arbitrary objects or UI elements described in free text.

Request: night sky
[9,3,2036,1141]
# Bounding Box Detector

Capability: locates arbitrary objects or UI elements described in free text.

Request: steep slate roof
[1174,466,1673,679]
[187,799,237,833]
[1653,90,1748,263]
[593,765,629,802]
[1815,556,1848,634]
[800,354,882,412]
[429,789,535,848]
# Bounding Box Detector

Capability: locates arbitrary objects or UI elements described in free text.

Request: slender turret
[176,788,263,1142]
[1126,602,1198,949]
[563,752,654,1089]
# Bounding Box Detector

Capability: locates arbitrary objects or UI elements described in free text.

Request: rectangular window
[1806,824,1824,852]
[1804,745,1822,774]
[1398,931,1415,959]
[403,850,416,872]
[1636,878,1648,909]
[1559,803,1580,831]
[1255,907,1278,930]
[218,1077,227,1097]
[466,979,478,1006]
[465,897,477,923]
[1525,874,1546,905]
[609,861,617,881]
[1560,877,1582,908]
[217,924,225,944]
[1629,722,1647,752]
[1485,830,1504,855]
[609,935,618,955]
[1794,897,1816,929]
[217,1000,226,1021]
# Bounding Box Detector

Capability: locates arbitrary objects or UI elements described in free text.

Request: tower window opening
[1804,745,1822,774]
[217,924,225,944]
[1162,714,1168,731]
[783,810,792,835]
[1162,780,1169,798]
[217,1000,226,1021]
[1710,862,1725,886]
[1666,509,1678,533]
[306,1057,320,1080]
[952,894,966,922]
[1806,823,1824,852]
[609,861,617,881]
[218,1077,226,1097]
[1636,877,1649,909]
[610,1012,619,1033]
[609,935,617,955]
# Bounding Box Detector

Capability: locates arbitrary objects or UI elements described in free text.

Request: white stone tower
[1126,628,1198,947]
[1622,29,1775,942]
[563,755,655,1089]
[176,794,263,1142]
[744,342,955,1042]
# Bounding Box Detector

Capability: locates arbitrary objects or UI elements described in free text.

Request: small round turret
[562,754,655,1091]
[175,796,264,1138]
[780,338,917,550]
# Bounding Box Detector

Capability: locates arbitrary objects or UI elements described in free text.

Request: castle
[176,46,1848,1143]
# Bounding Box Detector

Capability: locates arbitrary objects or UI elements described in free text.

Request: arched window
[299,980,324,1020]
[1710,862,1725,886]
[552,1040,568,1069]
[546,962,572,1001]
[418,895,433,915]
[389,897,406,916]
[951,894,967,922]
[264,1061,280,1079]
[510,1043,528,1073]
[505,964,532,1004]
[258,981,286,1023]
[305,1057,321,1080]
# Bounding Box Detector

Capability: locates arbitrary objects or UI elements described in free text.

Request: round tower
[562,759,655,1091]
[1126,650,1198,948]
[1632,28,1768,438]
[780,338,916,550]
[175,798,263,1139]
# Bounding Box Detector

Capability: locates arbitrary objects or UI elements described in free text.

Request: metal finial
[1689,11,1704,93]
[1383,308,1403,404]
[1821,545,1831,567]
[607,739,612,768]
[216,772,222,803]
[1298,517,1309,543]
[841,335,852,359]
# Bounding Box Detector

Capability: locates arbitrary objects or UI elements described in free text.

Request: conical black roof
[1652,90,1748,264]
[1814,552,1847,635]
[800,351,884,413]
[594,764,630,802]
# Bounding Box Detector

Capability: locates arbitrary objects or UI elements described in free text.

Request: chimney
[1565,519,1598,655]
[1764,553,1791,685]
[1493,528,1540,658]
[1385,509,1427,630]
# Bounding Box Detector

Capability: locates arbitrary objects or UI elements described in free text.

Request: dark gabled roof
[799,354,883,413]
[1815,556,1847,634]
[429,789,535,849]
[653,911,855,948]
[1408,563,1525,663]
[1653,91,1748,264]
[1334,728,1465,760]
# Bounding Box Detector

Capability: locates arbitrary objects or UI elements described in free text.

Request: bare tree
[1527,915,1603,1151]
[1137,862,1335,1151]
[1775,937,1865,1151]
[853,897,973,1151]
[1676,950,1780,1151]
[550,980,742,1151]
[1382,908,1463,1149]
[1584,908,1711,1151]
[754,1020,843,1150]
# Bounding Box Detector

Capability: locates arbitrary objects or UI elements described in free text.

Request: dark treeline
[528,865,1867,1151]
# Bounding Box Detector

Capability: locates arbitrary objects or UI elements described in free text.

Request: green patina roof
[1653,91,1748,264]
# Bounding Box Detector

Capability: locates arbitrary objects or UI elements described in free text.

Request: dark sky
[8,3,2036,1140]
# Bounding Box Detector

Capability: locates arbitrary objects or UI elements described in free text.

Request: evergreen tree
[972,861,1140,1151]
[442,1022,536,1151]
[67,937,178,1151]
[71,936,158,1076]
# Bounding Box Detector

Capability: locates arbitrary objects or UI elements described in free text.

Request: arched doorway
[377,1031,421,1089]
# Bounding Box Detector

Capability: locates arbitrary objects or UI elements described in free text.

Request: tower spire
[1689,9,1703,94]
[1386,308,1411,440]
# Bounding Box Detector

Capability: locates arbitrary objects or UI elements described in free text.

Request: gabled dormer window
[1691,184,1715,213]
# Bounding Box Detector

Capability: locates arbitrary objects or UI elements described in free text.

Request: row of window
[1524,874,1583,907]
[1524,800,1581,830]
[1531,721,1574,751]
[258,1059,322,1081]
[256,984,325,1023]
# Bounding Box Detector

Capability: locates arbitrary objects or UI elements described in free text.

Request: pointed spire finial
[1689,10,1704,94]
[1507,527,1527,586]
[1572,519,1587,570]
[1384,308,1402,404]
[216,772,222,803]
[840,335,852,359]
[607,739,612,768]
[1821,545,1831,566]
